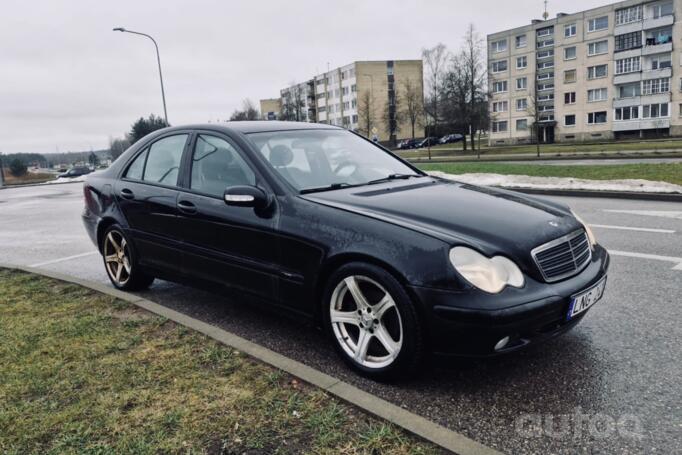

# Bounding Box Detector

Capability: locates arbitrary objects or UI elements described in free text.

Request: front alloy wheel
[324,263,423,380]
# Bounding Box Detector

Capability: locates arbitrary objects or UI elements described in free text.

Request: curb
[0,180,83,190]
[0,263,502,455]
[405,152,682,164]
[501,187,682,202]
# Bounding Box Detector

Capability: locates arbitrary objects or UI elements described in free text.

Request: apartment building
[487,0,679,145]
[262,60,424,143]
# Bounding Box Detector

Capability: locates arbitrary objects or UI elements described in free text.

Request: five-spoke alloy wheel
[101,225,154,291]
[324,262,423,380]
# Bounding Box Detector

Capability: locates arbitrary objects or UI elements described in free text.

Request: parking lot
[1,181,680,454]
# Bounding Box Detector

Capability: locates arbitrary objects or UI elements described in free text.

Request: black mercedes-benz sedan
[82,121,609,380]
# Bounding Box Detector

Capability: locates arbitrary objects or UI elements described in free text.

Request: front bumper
[410,246,610,356]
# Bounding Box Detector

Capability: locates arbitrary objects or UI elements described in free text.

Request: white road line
[30,251,98,268]
[590,224,675,234]
[609,250,682,270]
[604,210,682,220]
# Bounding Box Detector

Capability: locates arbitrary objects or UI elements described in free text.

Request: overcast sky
[1,0,610,154]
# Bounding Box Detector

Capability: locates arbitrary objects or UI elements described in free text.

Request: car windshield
[247,129,422,192]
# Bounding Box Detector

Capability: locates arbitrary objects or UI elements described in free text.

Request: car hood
[301,177,582,265]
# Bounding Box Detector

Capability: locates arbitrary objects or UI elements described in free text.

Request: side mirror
[224,185,270,209]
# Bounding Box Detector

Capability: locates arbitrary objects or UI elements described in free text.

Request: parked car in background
[82,121,609,380]
[397,138,421,150]
[58,166,92,178]
[439,134,464,144]
[417,137,440,148]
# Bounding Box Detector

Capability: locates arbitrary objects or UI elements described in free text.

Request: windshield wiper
[366,173,423,185]
[300,182,361,194]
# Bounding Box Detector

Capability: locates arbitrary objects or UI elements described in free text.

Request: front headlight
[570,209,597,248]
[449,246,525,294]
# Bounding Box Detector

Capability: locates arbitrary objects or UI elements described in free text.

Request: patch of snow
[428,171,682,194]
[42,176,86,185]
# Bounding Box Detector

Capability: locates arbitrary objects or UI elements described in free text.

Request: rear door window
[190,135,256,197]
[142,134,188,186]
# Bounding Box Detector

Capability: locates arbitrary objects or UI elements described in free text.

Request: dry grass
[0,269,441,455]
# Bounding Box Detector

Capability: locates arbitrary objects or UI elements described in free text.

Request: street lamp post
[113,27,169,125]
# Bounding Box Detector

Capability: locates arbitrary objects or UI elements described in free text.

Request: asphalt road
[1,182,680,454]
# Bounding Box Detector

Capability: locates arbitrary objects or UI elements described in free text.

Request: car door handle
[177,200,197,215]
[120,188,135,200]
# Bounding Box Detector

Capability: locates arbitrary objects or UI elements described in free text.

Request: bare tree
[230,98,260,121]
[280,82,306,121]
[527,84,542,157]
[357,90,375,137]
[460,24,488,151]
[108,136,131,161]
[401,78,423,139]
[421,43,450,136]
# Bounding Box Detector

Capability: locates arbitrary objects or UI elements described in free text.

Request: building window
[537,72,554,80]
[537,38,554,48]
[318,106,326,112]
[341,87,349,96]
[588,40,609,56]
[588,88,608,102]
[565,114,576,126]
[615,5,643,25]
[492,60,508,73]
[516,56,527,69]
[587,111,607,124]
[516,77,527,90]
[564,69,577,83]
[493,80,508,93]
[516,34,527,48]
[352,114,358,123]
[516,119,528,130]
[642,103,669,118]
[565,92,576,104]
[537,26,554,37]
[516,98,528,110]
[537,61,554,70]
[652,2,674,19]
[491,39,507,53]
[351,99,357,108]
[564,23,577,38]
[615,57,641,74]
[537,49,554,59]
[618,82,641,98]
[588,64,608,79]
[351,84,357,92]
[588,16,609,32]
[538,83,554,91]
[492,101,508,112]
[646,27,673,46]
[642,78,670,95]
[615,32,642,52]
[492,121,508,133]
[651,54,672,70]
[564,46,577,60]
[615,106,639,120]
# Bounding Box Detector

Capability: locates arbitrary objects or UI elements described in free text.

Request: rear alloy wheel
[324,263,423,380]
[102,226,154,291]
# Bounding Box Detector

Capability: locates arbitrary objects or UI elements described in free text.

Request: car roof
[162,121,342,135]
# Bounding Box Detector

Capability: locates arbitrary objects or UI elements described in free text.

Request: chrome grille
[531,230,591,282]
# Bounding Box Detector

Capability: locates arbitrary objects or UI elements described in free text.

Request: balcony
[613,117,670,132]
[614,96,641,108]
[642,67,672,80]
[643,14,674,30]
[642,40,672,55]
[641,92,671,104]
[614,71,642,85]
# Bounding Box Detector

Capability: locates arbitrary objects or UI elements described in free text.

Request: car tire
[101,224,154,291]
[322,262,424,381]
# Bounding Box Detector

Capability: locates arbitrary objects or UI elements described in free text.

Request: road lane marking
[30,251,98,267]
[604,210,682,220]
[590,224,675,234]
[609,250,682,270]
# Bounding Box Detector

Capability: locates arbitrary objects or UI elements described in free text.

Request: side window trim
[120,132,192,187]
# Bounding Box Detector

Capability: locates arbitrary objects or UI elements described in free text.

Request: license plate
[567,276,607,320]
